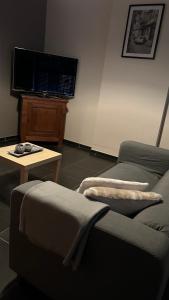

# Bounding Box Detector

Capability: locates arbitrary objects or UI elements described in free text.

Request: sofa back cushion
[152,170,169,204]
[118,141,169,176]
[100,162,160,191]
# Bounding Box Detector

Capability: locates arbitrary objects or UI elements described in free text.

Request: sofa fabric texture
[100,162,160,190]
[9,140,169,300]
[135,169,169,237]
[118,140,169,175]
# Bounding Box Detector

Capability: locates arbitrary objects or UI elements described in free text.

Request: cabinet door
[20,97,68,143]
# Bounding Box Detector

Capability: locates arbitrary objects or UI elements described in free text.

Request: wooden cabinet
[20,95,68,144]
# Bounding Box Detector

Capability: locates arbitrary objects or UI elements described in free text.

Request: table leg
[53,158,62,182]
[20,167,28,184]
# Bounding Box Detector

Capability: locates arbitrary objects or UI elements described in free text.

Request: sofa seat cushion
[135,204,169,238]
[135,170,169,238]
[100,162,160,191]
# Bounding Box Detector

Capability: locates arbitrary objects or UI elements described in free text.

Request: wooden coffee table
[0,144,62,184]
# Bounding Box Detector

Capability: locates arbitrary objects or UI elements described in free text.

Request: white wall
[92,0,169,156]
[45,0,113,146]
[45,0,169,156]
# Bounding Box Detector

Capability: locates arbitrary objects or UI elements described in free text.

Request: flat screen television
[11,47,78,99]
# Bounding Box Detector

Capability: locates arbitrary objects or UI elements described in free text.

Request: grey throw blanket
[19,181,109,270]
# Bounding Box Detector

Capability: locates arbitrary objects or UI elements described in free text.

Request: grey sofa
[9,141,169,300]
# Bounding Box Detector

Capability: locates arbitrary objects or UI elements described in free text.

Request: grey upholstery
[101,162,160,190]
[152,169,169,202]
[135,170,169,237]
[9,141,169,300]
[118,140,169,175]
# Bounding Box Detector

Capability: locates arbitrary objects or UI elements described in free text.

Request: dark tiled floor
[0,228,9,244]
[0,240,15,293]
[0,203,10,233]
[0,141,116,299]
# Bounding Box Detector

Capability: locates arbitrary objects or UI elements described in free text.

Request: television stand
[19,95,68,145]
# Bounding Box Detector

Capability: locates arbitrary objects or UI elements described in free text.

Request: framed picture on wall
[121,4,165,59]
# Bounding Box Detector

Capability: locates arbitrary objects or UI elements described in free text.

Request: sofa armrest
[10,180,42,225]
[118,140,169,175]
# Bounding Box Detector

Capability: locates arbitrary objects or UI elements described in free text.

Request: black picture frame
[121,4,165,59]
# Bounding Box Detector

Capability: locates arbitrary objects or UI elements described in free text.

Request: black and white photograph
[122,4,165,59]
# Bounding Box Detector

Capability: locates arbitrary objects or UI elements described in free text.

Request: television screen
[12,47,78,99]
